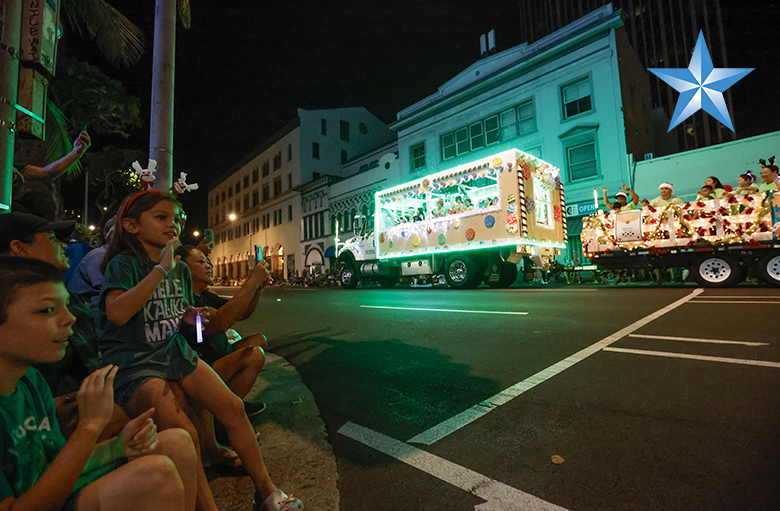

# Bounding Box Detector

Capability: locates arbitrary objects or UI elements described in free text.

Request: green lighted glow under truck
[336,149,568,289]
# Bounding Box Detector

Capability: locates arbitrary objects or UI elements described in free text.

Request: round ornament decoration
[484,215,495,228]
[401,231,407,238]
[379,233,386,243]
[465,228,476,240]
[507,223,519,235]
[507,212,518,224]
[422,178,430,187]
[492,156,503,167]
[389,240,394,248]
[438,233,447,245]
[520,162,533,180]
[412,236,421,247]
[507,203,516,213]
[453,220,460,229]
[426,226,432,234]
[525,197,536,212]
[553,205,562,222]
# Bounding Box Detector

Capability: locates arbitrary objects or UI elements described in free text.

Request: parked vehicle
[581,192,780,287]
[336,149,568,289]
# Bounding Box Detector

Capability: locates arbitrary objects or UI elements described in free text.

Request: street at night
[223,283,780,511]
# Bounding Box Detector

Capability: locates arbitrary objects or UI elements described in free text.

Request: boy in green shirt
[601,184,639,211]
[0,256,198,511]
[650,182,684,208]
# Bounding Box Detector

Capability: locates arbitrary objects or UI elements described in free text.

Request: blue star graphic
[649,31,753,132]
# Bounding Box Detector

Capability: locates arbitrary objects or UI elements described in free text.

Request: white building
[388,4,660,261]
[208,107,394,280]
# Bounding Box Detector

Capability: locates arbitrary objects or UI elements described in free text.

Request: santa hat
[659,182,673,190]
[615,191,628,198]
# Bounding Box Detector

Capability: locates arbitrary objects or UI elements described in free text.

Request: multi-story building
[389,4,658,261]
[517,0,733,152]
[208,107,394,281]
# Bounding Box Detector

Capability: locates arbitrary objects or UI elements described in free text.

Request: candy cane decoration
[559,181,567,241]
[517,169,528,238]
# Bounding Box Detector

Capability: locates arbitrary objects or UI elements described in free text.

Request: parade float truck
[336,149,568,289]
[581,191,780,287]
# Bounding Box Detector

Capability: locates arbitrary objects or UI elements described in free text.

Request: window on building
[303,215,309,240]
[221,191,226,202]
[455,127,469,156]
[252,167,259,183]
[288,204,293,222]
[243,222,249,236]
[533,177,553,228]
[321,118,327,135]
[567,142,598,181]
[215,212,220,223]
[243,196,249,210]
[243,175,249,188]
[273,210,278,226]
[331,215,337,235]
[312,143,320,159]
[562,78,592,119]
[215,195,220,206]
[228,230,233,241]
[278,208,282,224]
[411,142,426,171]
[484,115,499,145]
[235,181,240,194]
[441,133,456,160]
[227,188,233,198]
[252,191,259,206]
[518,100,536,134]
[287,174,292,190]
[319,212,325,236]
[469,122,484,151]
[273,178,281,196]
[235,200,240,212]
[500,108,517,140]
[340,120,350,141]
[262,161,269,177]
[262,185,269,202]
[272,152,281,170]
[358,122,368,134]
[341,149,348,164]
[313,214,319,238]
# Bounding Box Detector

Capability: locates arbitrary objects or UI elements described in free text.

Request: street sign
[20,0,60,76]
[565,202,597,217]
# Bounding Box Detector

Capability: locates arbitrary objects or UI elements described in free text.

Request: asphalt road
[221,283,780,511]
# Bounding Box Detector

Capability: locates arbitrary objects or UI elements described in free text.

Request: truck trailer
[581,191,780,287]
[336,149,568,289]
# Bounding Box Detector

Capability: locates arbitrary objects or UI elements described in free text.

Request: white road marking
[628,333,768,346]
[695,295,780,299]
[338,422,569,511]
[360,305,528,315]
[688,300,780,304]
[407,289,704,445]
[603,347,780,368]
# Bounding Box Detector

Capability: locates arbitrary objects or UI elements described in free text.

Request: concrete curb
[209,352,340,511]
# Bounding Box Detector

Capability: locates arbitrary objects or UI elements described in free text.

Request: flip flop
[253,489,304,511]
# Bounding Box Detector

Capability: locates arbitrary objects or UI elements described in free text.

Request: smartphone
[204,229,214,243]
[254,245,263,263]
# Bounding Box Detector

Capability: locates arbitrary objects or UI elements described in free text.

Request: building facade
[389,4,657,261]
[207,107,394,281]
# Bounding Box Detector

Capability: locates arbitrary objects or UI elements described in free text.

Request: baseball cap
[0,212,76,251]
[615,191,628,198]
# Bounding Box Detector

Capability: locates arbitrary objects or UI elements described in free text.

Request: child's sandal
[253,489,304,511]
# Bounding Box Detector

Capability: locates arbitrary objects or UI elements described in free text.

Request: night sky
[63,0,780,232]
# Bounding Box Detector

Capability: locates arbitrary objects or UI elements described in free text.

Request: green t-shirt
[0,368,66,500]
[758,182,778,193]
[35,292,101,397]
[187,291,233,365]
[650,196,683,208]
[97,254,199,392]
[620,202,637,211]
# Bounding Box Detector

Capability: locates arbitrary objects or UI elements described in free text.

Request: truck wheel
[486,262,518,288]
[444,255,481,289]
[691,255,744,288]
[339,261,359,289]
[378,276,398,288]
[755,251,780,287]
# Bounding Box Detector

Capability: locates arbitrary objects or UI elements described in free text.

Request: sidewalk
[209,352,340,511]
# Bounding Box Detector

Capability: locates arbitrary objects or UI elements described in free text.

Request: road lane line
[602,347,780,368]
[407,289,704,445]
[628,333,768,346]
[360,305,528,315]
[338,422,569,511]
[688,300,780,304]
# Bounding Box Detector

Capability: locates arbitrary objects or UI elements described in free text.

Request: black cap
[0,212,76,251]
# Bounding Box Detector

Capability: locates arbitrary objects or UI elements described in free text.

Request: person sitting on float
[601,184,639,211]
[697,185,715,200]
[463,198,474,211]
[453,196,465,213]
[432,199,446,217]
[758,157,779,193]
[731,172,759,195]
[649,182,683,208]
[412,208,426,222]
[703,176,728,198]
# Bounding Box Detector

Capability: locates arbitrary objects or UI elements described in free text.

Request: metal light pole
[149,0,175,192]
[0,0,22,213]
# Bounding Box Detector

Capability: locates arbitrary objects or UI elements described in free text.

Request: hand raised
[182,306,210,327]
[249,260,270,286]
[120,408,159,459]
[601,187,607,192]
[160,237,182,272]
[77,365,118,435]
[73,130,92,156]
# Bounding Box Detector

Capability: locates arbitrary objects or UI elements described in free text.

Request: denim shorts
[114,377,153,407]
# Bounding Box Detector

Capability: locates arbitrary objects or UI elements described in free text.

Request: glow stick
[593,188,599,211]
[196,314,203,343]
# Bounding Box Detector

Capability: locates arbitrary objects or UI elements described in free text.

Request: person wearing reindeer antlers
[758,157,779,193]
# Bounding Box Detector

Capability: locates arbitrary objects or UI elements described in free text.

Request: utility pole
[0,0,21,213]
[149,0,175,192]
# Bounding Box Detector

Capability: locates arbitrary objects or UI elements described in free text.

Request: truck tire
[444,255,482,289]
[339,260,359,289]
[755,251,780,287]
[378,276,398,288]
[691,255,744,288]
[486,262,518,288]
